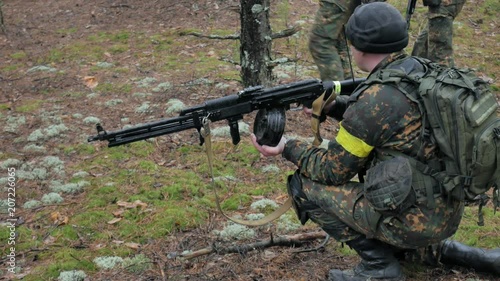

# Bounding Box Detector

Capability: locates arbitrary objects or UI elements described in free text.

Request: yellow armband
[336,123,374,158]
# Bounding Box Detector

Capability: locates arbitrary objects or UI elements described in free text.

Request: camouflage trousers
[290,172,464,249]
[308,0,362,81]
[411,0,466,67]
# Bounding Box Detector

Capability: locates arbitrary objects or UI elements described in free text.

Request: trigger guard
[253,107,286,147]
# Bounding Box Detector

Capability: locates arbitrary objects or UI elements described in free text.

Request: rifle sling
[311,81,340,146]
[201,117,292,226]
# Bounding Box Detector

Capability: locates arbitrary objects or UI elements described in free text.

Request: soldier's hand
[251,133,286,157]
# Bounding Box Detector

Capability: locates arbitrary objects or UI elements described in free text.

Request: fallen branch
[181,32,240,40]
[178,231,327,260]
[270,25,301,39]
[180,24,301,41]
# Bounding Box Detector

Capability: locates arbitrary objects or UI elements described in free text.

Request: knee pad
[287,171,313,225]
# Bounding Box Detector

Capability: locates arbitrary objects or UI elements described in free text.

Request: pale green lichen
[213,221,256,241]
[245,213,265,221]
[0,158,21,169]
[136,77,157,88]
[45,124,69,138]
[135,102,151,114]
[27,124,68,141]
[23,144,47,153]
[0,199,9,214]
[72,113,83,119]
[93,256,124,269]
[31,168,48,180]
[50,181,88,194]
[27,65,57,73]
[210,121,250,138]
[83,116,101,125]
[41,192,64,204]
[213,175,239,182]
[276,214,301,232]
[122,254,151,274]
[96,62,114,68]
[152,82,172,93]
[41,156,65,175]
[165,99,185,115]
[250,199,279,211]
[132,92,152,98]
[4,116,26,133]
[16,170,36,180]
[57,270,87,281]
[215,83,231,90]
[261,164,280,173]
[105,99,123,107]
[72,171,89,178]
[23,200,42,209]
[27,129,45,142]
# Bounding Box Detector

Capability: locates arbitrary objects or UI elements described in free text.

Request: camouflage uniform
[283,52,464,249]
[308,0,362,81]
[411,0,466,67]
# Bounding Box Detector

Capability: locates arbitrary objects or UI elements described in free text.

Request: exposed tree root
[179,231,328,260]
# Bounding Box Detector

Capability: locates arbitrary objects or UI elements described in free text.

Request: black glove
[326,95,349,121]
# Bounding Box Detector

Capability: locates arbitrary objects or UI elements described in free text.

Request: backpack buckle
[493,127,500,139]
[463,176,473,187]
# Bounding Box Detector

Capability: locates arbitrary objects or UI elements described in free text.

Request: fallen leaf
[50,211,69,226]
[116,200,148,209]
[44,235,56,245]
[83,76,98,89]
[107,217,122,225]
[112,209,124,217]
[124,242,141,250]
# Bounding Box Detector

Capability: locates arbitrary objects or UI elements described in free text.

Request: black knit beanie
[345,2,408,53]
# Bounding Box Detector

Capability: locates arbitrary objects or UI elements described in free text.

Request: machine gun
[88,78,365,148]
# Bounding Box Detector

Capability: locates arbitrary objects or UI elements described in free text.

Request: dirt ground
[0,0,499,280]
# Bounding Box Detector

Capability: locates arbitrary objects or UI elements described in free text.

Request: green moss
[143,206,207,237]
[109,44,129,54]
[1,64,21,72]
[451,206,500,248]
[221,193,252,210]
[56,27,78,35]
[51,225,79,241]
[10,51,27,60]
[75,144,96,155]
[111,31,130,42]
[72,210,113,228]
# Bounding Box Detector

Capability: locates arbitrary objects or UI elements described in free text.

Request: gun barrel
[88,114,200,147]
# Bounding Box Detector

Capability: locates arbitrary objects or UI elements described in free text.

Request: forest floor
[0,0,499,280]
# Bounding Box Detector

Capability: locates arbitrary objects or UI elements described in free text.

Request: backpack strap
[493,127,500,214]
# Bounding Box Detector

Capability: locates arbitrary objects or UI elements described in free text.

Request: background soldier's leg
[308,0,359,81]
[411,23,429,58]
[427,0,466,67]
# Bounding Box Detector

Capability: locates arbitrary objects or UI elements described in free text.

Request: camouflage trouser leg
[411,0,466,67]
[296,174,465,249]
[308,0,361,81]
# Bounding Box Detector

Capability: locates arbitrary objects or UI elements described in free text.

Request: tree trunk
[240,0,273,87]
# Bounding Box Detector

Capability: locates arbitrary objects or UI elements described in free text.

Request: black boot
[440,240,500,276]
[328,237,405,281]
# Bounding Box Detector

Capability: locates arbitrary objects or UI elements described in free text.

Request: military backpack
[365,57,500,220]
